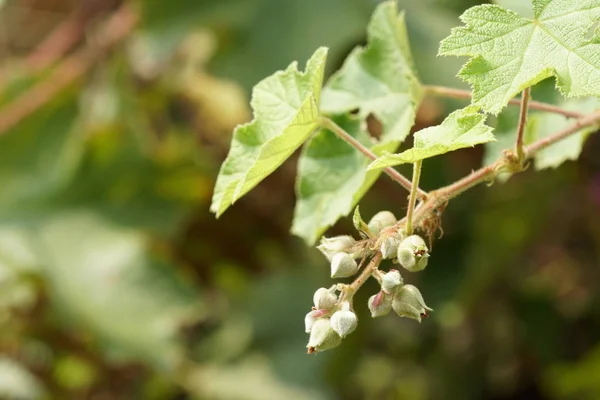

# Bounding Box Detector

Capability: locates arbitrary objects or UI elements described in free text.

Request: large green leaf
[368,106,495,169]
[439,0,600,114]
[291,1,422,244]
[210,47,328,217]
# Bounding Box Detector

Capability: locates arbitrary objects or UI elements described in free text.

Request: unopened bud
[392,284,433,323]
[304,309,328,333]
[317,236,355,261]
[397,235,429,272]
[306,318,342,353]
[381,270,403,294]
[330,252,359,278]
[380,236,400,259]
[368,211,397,235]
[368,291,392,317]
[330,307,357,338]
[313,287,337,310]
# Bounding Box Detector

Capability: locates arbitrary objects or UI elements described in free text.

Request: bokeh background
[1,0,599,399]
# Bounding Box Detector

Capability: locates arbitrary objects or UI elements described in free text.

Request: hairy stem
[424,85,584,118]
[321,117,427,198]
[349,252,382,293]
[405,160,422,235]
[410,109,600,227]
[515,88,531,162]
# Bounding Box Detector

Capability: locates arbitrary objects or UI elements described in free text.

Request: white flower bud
[380,236,400,259]
[368,291,392,318]
[317,235,355,261]
[397,235,429,272]
[368,211,397,235]
[330,308,358,338]
[306,318,342,353]
[313,287,337,310]
[304,309,328,333]
[330,252,359,278]
[392,284,433,323]
[381,270,403,294]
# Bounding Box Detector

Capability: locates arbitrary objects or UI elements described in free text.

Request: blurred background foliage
[0,0,599,399]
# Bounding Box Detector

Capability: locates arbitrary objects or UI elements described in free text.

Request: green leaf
[527,98,600,169]
[291,1,422,244]
[439,1,600,114]
[210,47,328,217]
[352,205,370,235]
[368,106,495,169]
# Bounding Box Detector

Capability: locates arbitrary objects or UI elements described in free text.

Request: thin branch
[349,252,382,293]
[410,109,600,227]
[515,87,531,161]
[0,4,138,136]
[424,85,584,119]
[321,117,427,198]
[405,159,422,235]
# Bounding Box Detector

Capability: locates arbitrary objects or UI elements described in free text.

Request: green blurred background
[1,0,599,399]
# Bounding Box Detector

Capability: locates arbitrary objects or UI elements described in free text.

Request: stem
[410,109,600,227]
[405,160,422,235]
[424,85,584,119]
[321,117,427,198]
[515,88,531,162]
[349,252,382,293]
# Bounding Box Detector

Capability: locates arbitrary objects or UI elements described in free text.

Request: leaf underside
[439,0,600,114]
[369,106,496,169]
[292,0,422,244]
[210,47,328,217]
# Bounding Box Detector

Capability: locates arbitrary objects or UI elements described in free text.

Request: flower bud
[392,284,433,323]
[306,318,342,353]
[304,309,328,333]
[368,211,397,235]
[368,291,392,317]
[317,235,355,261]
[330,308,358,338]
[330,252,359,278]
[313,287,337,310]
[380,236,400,259]
[397,235,429,272]
[381,269,403,294]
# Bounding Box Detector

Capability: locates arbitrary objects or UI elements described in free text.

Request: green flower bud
[392,284,433,323]
[330,252,359,278]
[397,235,429,272]
[367,211,397,235]
[317,235,355,261]
[381,269,403,294]
[304,309,328,333]
[330,306,358,338]
[306,318,342,354]
[380,236,400,259]
[368,291,392,318]
[313,287,337,310]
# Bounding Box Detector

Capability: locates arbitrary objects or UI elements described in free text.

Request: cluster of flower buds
[307,210,433,353]
[368,269,432,322]
[305,286,358,353]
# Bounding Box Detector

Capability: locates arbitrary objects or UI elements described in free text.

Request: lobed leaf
[292,1,422,244]
[368,106,495,169]
[210,47,328,217]
[439,0,600,114]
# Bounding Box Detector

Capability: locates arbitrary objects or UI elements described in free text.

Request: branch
[349,252,382,293]
[0,4,138,136]
[321,117,427,198]
[515,87,531,162]
[424,85,584,119]
[410,109,600,227]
